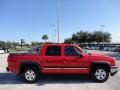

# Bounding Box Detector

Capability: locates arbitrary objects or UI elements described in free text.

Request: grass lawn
[10,47,31,53]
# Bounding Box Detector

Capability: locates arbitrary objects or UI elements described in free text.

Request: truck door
[63,46,89,74]
[42,45,63,74]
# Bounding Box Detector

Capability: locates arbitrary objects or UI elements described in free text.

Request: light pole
[50,24,56,43]
[100,24,105,46]
[57,0,60,43]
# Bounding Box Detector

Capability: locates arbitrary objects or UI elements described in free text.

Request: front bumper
[110,66,118,76]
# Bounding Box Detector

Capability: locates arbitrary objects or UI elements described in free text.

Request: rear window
[45,46,61,56]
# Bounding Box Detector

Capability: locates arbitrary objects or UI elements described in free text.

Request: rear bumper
[110,66,118,76]
[6,67,9,72]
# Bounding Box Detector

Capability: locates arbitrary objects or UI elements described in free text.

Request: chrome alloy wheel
[25,70,36,81]
[95,69,107,80]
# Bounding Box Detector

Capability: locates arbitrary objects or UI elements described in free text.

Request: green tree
[42,34,48,42]
[0,41,6,48]
[81,31,90,43]
[64,38,72,44]
[24,43,31,48]
[6,41,12,48]
[11,42,19,49]
[92,31,111,44]
[93,31,104,44]
[86,32,93,43]
[72,33,79,43]
[72,30,89,44]
[104,32,111,43]
[31,42,39,46]
[64,30,111,45]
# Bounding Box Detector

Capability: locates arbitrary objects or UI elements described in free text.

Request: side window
[45,46,61,56]
[64,46,81,56]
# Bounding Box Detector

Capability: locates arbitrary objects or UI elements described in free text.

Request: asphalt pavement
[0,52,120,90]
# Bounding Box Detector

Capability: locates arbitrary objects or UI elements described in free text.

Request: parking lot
[0,52,120,90]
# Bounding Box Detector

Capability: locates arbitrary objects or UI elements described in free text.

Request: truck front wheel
[23,67,39,83]
[91,67,109,83]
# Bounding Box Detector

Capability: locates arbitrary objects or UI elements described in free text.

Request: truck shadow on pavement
[0,73,95,85]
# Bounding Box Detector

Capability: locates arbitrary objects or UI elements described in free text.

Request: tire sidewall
[23,67,39,83]
[91,67,109,83]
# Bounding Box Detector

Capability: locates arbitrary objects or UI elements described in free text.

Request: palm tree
[42,34,48,42]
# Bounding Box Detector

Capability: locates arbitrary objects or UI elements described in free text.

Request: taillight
[7,56,17,62]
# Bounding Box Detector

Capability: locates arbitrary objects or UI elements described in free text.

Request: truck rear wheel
[23,67,39,83]
[91,67,109,83]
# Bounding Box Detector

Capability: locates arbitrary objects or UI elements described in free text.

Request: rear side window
[64,46,81,56]
[45,46,61,56]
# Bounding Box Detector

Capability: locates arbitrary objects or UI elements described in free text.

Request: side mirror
[78,52,84,57]
[81,52,85,57]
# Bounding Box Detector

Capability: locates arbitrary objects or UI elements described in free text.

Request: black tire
[23,67,39,83]
[90,67,109,83]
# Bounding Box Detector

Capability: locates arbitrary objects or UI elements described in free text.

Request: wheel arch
[89,61,111,73]
[19,62,41,75]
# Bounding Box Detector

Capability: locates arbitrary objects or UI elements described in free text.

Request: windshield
[76,45,88,55]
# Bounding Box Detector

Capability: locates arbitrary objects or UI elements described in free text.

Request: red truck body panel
[7,44,116,75]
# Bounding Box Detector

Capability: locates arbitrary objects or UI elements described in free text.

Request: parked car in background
[0,49,5,54]
[103,46,108,51]
[97,46,104,50]
[103,46,113,51]
[111,46,120,52]
[89,46,99,50]
[2,48,10,53]
[109,46,116,51]
[103,46,109,51]
[82,46,90,50]
[5,48,10,53]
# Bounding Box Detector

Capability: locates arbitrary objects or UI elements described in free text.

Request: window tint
[64,46,81,56]
[46,46,61,56]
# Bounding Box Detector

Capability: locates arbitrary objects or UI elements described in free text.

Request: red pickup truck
[6,44,118,83]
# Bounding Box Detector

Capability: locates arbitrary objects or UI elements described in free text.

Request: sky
[0,0,120,43]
